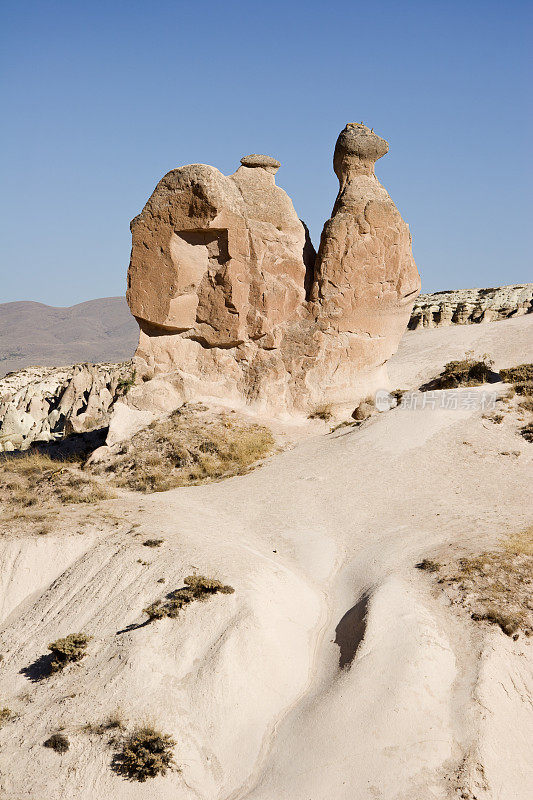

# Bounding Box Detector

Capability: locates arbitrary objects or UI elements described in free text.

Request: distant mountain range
[0,297,138,378]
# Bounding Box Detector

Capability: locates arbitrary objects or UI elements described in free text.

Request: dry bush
[48,633,92,673]
[43,732,69,753]
[514,381,533,396]
[144,574,234,622]
[499,364,533,383]
[0,707,16,726]
[520,421,533,442]
[483,413,504,424]
[415,558,440,572]
[90,404,274,493]
[420,352,494,391]
[143,539,163,548]
[112,726,176,781]
[308,404,333,421]
[499,364,533,408]
[519,397,533,413]
[0,452,115,531]
[418,527,533,637]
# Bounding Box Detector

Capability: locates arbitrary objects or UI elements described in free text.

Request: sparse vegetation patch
[48,632,92,673]
[415,558,440,572]
[420,352,494,391]
[499,364,533,384]
[112,726,176,781]
[308,404,333,421]
[520,421,533,442]
[83,711,126,736]
[144,574,234,622]
[0,707,16,726]
[0,452,115,532]
[43,732,70,753]
[89,403,274,493]
[116,369,137,396]
[416,527,533,637]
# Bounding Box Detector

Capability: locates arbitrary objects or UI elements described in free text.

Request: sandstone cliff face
[126,123,421,415]
[409,284,533,329]
[0,362,132,451]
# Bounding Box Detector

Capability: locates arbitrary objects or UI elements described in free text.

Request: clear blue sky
[1,0,531,306]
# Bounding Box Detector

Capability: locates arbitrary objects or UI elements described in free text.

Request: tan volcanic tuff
[126,124,420,415]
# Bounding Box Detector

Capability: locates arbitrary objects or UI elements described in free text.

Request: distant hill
[0,297,138,378]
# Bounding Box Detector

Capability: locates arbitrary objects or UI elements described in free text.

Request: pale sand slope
[0,315,532,800]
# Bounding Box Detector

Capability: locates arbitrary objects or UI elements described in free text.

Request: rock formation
[125,123,421,414]
[409,284,533,329]
[0,362,132,451]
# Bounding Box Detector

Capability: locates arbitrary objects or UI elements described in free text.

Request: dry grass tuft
[420,352,494,391]
[418,527,533,637]
[518,397,533,413]
[499,364,533,384]
[90,404,274,493]
[308,404,333,422]
[83,710,126,736]
[505,526,533,557]
[0,707,16,726]
[112,726,177,781]
[415,558,440,572]
[492,364,533,440]
[43,732,70,753]
[144,574,234,622]
[520,421,533,442]
[48,632,92,673]
[0,452,115,532]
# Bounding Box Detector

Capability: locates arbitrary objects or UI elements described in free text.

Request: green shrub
[116,369,136,396]
[48,633,92,673]
[44,732,69,753]
[112,726,176,781]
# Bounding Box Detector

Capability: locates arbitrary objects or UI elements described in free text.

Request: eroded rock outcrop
[409,284,533,329]
[0,362,133,451]
[126,123,421,415]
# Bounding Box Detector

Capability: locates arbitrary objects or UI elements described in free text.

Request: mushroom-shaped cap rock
[334,123,389,178]
[240,154,281,169]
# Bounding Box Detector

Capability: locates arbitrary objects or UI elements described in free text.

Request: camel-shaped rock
[126,123,421,415]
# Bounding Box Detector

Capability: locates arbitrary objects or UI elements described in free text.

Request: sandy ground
[0,315,532,800]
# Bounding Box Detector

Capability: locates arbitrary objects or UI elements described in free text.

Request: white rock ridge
[409,283,533,329]
[0,362,133,451]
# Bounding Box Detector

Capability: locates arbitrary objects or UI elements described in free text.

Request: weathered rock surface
[0,362,133,450]
[126,123,421,415]
[409,284,533,329]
